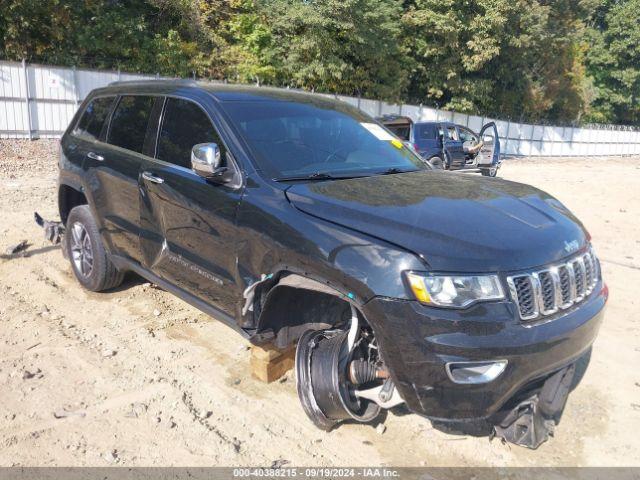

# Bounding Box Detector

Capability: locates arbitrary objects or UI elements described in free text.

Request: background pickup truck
[378,115,502,177]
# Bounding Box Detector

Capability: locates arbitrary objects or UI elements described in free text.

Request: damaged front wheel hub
[295,330,381,430]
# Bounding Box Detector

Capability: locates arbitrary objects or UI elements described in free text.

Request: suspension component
[348,359,389,385]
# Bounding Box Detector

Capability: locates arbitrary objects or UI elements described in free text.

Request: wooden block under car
[250,344,296,383]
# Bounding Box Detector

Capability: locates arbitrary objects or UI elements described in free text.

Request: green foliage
[402,0,598,123]
[0,0,638,125]
[258,0,409,99]
[585,0,640,124]
[224,0,280,84]
[0,0,209,75]
[219,0,410,99]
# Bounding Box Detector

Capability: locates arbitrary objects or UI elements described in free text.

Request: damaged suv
[57,81,606,448]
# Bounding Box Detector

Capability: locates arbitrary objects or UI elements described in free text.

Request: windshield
[220,99,430,180]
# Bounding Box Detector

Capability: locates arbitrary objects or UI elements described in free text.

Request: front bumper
[362,281,606,421]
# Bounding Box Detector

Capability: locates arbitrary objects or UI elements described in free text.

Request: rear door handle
[87,151,104,161]
[142,171,164,184]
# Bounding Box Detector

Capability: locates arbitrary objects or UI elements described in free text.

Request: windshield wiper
[377,167,418,175]
[274,168,418,182]
[274,172,362,182]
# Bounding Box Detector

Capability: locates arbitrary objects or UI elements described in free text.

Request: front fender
[235,179,426,326]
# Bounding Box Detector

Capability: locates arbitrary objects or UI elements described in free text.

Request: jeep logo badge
[564,239,580,253]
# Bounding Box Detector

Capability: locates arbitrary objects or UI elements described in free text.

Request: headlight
[405,272,505,308]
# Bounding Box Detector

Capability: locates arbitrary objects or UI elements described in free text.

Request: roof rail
[107,78,198,87]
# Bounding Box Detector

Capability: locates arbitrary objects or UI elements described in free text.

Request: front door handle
[142,171,164,184]
[87,151,104,161]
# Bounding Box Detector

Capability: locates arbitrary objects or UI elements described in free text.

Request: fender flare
[58,176,84,194]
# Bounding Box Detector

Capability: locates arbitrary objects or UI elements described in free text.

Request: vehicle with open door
[377,116,502,176]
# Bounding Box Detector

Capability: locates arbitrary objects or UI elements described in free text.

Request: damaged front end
[292,303,582,449]
[492,364,576,449]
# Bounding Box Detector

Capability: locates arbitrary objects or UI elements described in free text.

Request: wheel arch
[58,182,88,224]
[252,272,367,348]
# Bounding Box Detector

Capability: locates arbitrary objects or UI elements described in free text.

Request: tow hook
[493,364,576,449]
[34,212,65,245]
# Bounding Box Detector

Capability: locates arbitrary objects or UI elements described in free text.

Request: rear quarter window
[107,95,156,154]
[73,96,115,141]
[387,125,410,141]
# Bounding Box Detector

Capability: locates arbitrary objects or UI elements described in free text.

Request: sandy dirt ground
[0,140,639,467]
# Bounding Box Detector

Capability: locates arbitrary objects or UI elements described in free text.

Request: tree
[1,0,638,125]
[254,0,411,100]
[0,0,79,64]
[0,0,213,75]
[222,0,280,84]
[402,0,597,123]
[585,0,640,124]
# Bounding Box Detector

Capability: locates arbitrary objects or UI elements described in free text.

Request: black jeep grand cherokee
[58,80,606,448]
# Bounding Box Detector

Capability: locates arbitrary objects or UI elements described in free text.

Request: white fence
[0,60,156,140]
[2,59,639,156]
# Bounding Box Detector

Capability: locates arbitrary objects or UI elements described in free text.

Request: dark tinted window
[387,125,410,141]
[74,97,114,140]
[157,98,220,169]
[221,100,428,178]
[108,95,155,154]
[416,123,438,140]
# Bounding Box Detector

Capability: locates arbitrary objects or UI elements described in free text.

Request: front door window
[157,98,223,169]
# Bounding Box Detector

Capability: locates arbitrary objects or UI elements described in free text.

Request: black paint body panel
[363,283,605,420]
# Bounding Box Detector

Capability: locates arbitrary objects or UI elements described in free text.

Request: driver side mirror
[191,143,229,182]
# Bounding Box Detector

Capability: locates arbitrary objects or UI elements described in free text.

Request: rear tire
[66,205,124,292]
[429,156,444,169]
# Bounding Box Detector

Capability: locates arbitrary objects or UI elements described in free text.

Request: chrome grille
[512,276,536,318]
[584,254,594,286]
[538,271,555,312]
[507,250,599,322]
[558,265,572,306]
[572,258,586,299]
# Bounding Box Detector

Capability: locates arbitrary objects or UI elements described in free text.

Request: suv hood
[285,171,588,272]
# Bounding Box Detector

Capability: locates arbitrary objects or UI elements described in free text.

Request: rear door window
[416,124,438,140]
[74,96,115,141]
[108,95,155,154]
[156,98,221,169]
